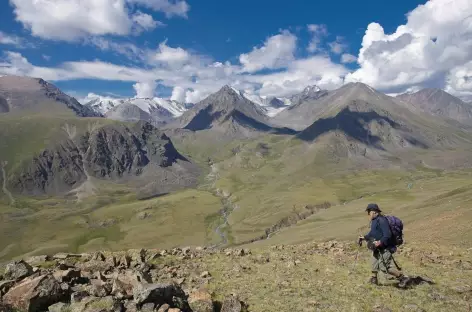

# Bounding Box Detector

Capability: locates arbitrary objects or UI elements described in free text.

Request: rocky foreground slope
[1,241,471,311]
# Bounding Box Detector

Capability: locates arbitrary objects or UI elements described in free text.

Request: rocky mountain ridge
[396,88,472,124]
[7,121,198,197]
[1,241,470,311]
[0,76,101,117]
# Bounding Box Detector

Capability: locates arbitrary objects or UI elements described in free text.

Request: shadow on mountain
[297,106,428,149]
[184,105,297,135]
[229,110,298,135]
[0,96,9,113]
[184,105,224,131]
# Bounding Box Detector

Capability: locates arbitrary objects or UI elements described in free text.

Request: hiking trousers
[372,248,393,274]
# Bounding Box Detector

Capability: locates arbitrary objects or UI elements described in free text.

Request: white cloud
[10,0,134,41]
[341,53,357,63]
[307,24,328,53]
[250,55,348,97]
[133,81,156,98]
[445,61,472,100]
[0,30,349,103]
[42,54,51,61]
[329,36,347,54]
[346,0,472,96]
[185,89,208,103]
[86,37,145,61]
[150,40,191,67]
[239,31,297,73]
[0,31,23,46]
[170,86,186,102]
[131,11,164,33]
[9,0,183,41]
[127,0,190,18]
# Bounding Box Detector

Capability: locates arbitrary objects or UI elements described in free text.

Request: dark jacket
[364,215,393,250]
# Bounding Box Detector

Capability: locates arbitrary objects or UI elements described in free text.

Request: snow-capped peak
[82,93,125,115]
[223,86,292,117]
[302,85,321,95]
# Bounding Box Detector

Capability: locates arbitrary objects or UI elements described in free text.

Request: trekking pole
[349,238,362,274]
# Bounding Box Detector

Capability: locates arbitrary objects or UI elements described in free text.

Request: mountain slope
[0,75,101,117]
[105,103,152,122]
[168,85,296,138]
[291,83,472,157]
[0,116,198,197]
[396,88,472,124]
[272,86,330,129]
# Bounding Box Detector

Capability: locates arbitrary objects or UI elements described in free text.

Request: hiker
[359,203,411,288]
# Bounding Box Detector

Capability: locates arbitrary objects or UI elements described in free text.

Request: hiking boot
[369,276,378,285]
[397,275,411,288]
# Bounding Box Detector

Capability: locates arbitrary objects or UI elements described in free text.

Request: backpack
[384,215,404,246]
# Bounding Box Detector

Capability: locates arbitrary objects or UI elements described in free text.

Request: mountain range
[1,74,472,197]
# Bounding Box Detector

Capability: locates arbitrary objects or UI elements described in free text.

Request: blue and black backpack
[383,215,404,246]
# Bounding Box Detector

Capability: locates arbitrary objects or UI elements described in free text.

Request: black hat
[366,203,381,212]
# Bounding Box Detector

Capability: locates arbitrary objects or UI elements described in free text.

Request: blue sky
[1,0,472,102]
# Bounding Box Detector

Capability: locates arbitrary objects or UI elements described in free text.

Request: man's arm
[378,216,392,246]
[363,221,375,241]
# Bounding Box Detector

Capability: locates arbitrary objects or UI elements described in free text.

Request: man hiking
[359,203,411,288]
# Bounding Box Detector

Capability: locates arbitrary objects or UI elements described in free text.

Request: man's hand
[374,240,382,247]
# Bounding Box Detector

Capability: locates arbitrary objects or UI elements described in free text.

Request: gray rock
[221,295,243,312]
[141,303,156,312]
[0,280,15,296]
[69,296,123,312]
[188,288,213,312]
[3,274,66,312]
[53,269,81,283]
[25,255,50,266]
[4,260,33,281]
[48,302,69,312]
[133,282,186,307]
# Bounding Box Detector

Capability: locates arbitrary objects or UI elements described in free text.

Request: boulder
[76,260,114,274]
[133,282,187,308]
[69,296,123,312]
[0,280,15,296]
[221,295,243,312]
[53,269,81,283]
[25,255,50,266]
[2,274,66,312]
[53,253,82,260]
[48,302,69,312]
[141,303,156,312]
[88,280,112,297]
[111,270,148,299]
[157,303,171,312]
[4,260,33,281]
[188,288,213,312]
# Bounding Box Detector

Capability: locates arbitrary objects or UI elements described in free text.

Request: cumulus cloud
[239,30,297,73]
[133,81,156,98]
[329,36,347,54]
[150,40,191,67]
[127,0,190,18]
[346,0,472,95]
[8,0,185,41]
[170,86,186,102]
[341,53,357,64]
[131,11,165,33]
[0,31,23,46]
[307,24,328,53]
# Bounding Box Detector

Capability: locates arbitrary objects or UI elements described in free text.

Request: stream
[1,161,15,205]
